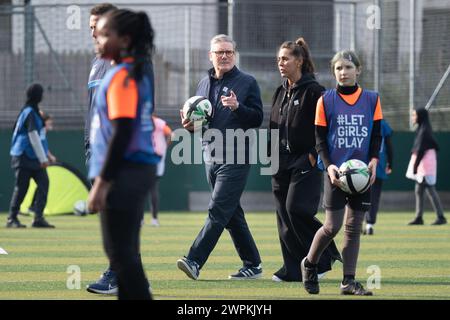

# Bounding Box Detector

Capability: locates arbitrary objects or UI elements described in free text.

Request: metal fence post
[228,0,237,65]
[334,8,341,52]
[374,0,381,92]
[350,2,356,51]
[227,0,234,39]
[24,1,34,86]
[409,0,416,130]
[184,6,191,100]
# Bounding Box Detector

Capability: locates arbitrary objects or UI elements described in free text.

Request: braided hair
[105,9,155,81]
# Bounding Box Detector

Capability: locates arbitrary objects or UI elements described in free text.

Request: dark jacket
[196,66,263,132]
[196,66,263,163]
[270,73,324,157]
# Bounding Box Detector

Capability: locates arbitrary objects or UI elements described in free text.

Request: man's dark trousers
[187,163,261,268]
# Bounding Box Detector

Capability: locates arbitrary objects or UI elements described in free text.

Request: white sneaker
[151,218,160,227]
[318,272,327,280]
[271,274,284,282]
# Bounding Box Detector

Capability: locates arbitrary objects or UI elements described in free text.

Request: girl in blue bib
[8,83,55,229]
[301,50,383,296]
[87,9,159,300]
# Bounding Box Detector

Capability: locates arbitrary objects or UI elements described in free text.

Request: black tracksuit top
[270,73,325,157]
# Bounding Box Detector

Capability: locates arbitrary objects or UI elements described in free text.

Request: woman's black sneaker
[431,217,447,225]
[408,217,424,225]
[340,280,373,296]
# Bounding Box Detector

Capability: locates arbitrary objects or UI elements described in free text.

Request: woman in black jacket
[269,38,341,282]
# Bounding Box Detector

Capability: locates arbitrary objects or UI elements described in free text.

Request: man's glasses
[211,50,235,57]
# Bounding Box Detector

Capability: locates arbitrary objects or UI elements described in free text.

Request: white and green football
[182,96,213,125]
[338,159,371,194]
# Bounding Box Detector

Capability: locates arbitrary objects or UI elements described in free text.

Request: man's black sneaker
[32,218,55,228]
[229,265,262,280]
[431,217,447,225]
[177,257,200,280]
[340,280,373,296]
[300,257,319,294]
[408,217,424,225]
[6,218,26,228]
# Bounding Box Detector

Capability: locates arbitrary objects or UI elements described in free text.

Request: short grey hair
[210,34,236,51]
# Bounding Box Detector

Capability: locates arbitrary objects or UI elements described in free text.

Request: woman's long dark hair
[412,108,439,153]
[106,9,155,81]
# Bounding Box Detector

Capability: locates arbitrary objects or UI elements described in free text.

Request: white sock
[366,223,373,229]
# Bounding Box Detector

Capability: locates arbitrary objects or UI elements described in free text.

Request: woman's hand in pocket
[308,153,317,167]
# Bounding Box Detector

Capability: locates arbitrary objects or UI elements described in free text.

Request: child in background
[406,108,446,225]
[148,116,172,227]
[7,83,55,228]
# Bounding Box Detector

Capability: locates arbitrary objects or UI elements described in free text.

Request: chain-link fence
[0,0,449,131]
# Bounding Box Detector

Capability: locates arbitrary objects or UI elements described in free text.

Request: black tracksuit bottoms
[272,165,341,281]
[100,162,156,300]
[9,166,48,220]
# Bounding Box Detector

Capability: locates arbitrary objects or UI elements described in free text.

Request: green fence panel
[1,130,449,211]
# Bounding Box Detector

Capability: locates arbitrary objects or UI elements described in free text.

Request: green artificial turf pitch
[1,212,449,300]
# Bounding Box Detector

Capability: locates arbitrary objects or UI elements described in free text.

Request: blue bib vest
[10,106,48,160]
[320,89,378,168]
[89,62,160,179]
[86,58,112,149]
